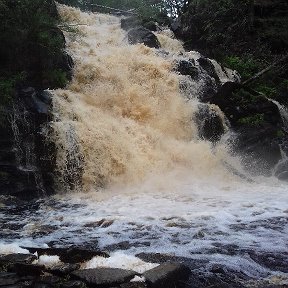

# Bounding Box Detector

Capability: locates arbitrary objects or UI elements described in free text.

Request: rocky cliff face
[169,0,288,178]
[0,0,73,199]
[0,89,56,200]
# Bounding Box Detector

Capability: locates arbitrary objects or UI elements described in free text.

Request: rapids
[51,5,240,191]
[0,4,287,287]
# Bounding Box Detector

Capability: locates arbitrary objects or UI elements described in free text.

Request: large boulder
[128,27,161,49]
[211,83,286,175]
[195,103,226,143]
[143,263,191,288]
[121,17,142,31]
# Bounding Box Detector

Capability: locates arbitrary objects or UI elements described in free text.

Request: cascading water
[51,5,241,190]
[10,96,45,196]
[1,5,287,287]
[269,98,288,132]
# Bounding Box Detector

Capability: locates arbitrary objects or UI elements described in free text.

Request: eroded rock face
[0,87,56,200]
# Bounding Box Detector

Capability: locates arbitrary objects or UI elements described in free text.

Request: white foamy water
[0,5,287,285]
[0,172,287,278]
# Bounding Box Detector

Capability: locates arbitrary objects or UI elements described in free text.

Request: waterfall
[50,5,241,191]
[269,98,288,132]
[10,98,45,196]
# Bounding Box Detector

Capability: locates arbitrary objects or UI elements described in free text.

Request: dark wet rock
[274,159,288,181]
[59,51,74,80]
[195,103,226,142]
[0,272,19,286]
[0,253,37,265]
[142,21,157,32]
[143,263,191,288]
[47,263,80,276]
[136,253,248,288]
[248,251,288,273]
[71,268,137,286]
[104,241,131,251]
[176,60,199,80]
[0,272,33,286]
[0,86,56,200]
[128,27,161,49]
[60,280,87,288]
[37,90,53,105]
[121,282,147,288]
[19,87,50,115]
[233,126,282,175]
[8,263,45,276]
[33,275,62,288]
[22,247,109,264]
[121,17,141,31]
[198,57,220,85]
[210,83,285,174]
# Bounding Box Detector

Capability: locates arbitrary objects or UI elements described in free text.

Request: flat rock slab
[8,263,45,276]
[143,263,191,288]
[60,280,87,288]
[121,282,147,288]
[0,272,33,286]
[71,268,137,287]
[0,253,37,265]
[48,263,81,276]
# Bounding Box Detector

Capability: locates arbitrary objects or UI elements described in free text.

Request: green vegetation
[0,73,27,105]
[237,113,265,127]
[57,0,185,22]
[277,129,285,138]
[0,0,68,107]
[223,56,260,81]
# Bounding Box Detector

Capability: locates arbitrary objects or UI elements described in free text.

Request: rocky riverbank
[0,246,287,288]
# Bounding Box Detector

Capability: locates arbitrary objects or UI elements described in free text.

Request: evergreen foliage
[0,0,68,106]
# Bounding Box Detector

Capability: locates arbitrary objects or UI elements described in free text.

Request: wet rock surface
[127,27,161,49]
[143,263,191,288]
[0,87,56,200]
[71,268,137,286]
[0,249,192,288]
[136,252,288,288]
[211,82,286,175]
[0,244,287,288]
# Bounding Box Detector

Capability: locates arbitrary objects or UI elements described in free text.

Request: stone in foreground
[143,263,191,288]
[71,268,137,287]
[0,253,37,265]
